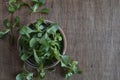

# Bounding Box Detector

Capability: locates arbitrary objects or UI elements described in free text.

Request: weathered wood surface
[0,0,120,80]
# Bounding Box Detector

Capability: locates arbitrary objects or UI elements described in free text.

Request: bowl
[17,20,67,69]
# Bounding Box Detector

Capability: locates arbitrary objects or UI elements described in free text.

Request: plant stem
[9,13,15,46]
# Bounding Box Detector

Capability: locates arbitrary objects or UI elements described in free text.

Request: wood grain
[0,0,120,80]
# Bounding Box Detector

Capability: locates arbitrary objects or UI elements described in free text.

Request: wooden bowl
[17,20,67,69]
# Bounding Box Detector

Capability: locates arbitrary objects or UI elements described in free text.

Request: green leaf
[15,3,21,9]
[61,55,70,67]
[8,5,16,13]
[37,62,43,72]
[0,29,10,39]
[16,73,24,80]
[37,33,42,37]
[55,33,62,41]
[39,25,44,30]
[33,49,40,64]
[19,26,35,38]
[39,36,48,47]
[51,47,61,61]
[71,61,79,73]
[40,69,45,78]
[35,18,44,31]
[37,17,44,23]
[72,61,78,66]
[3,19,10,28]
[40,8,49,14]
[9,0,16,3]
[16,72,33,80]
[65,72,73,80]
[32,3,39,12]
[61,55,70,64]
[47,24,59,34]
[29,38,37,47]
[21,53,31,61]
[26,73,34,80]
[13,16,20,28]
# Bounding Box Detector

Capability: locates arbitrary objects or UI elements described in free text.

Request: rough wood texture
[0,0,120,80]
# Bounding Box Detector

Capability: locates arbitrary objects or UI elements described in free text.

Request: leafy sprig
[0,0,49,45]
[8,0,21,13]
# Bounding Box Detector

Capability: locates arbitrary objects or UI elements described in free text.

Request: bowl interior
[18,20,67,69]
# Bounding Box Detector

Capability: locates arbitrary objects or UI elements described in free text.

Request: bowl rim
[17,20,67,69]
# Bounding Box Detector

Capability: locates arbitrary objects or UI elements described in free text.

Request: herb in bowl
[16,18,82,80]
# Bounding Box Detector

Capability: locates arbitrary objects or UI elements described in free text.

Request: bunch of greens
[16,18,82,80]
[8,0,49,13]
[0,0,49,45]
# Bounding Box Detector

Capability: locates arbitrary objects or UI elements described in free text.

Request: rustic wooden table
[0,0,120,80]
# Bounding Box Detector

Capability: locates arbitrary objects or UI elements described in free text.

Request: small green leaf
[71,61,79,73]
[3,19,10,28]
[21,53,31,61]
[39,36,49,47]
[13,16,20,27]
[32,3,39,12]
[16,72,33,80]
[37,17,44,23]
[40,8,49,14]
[61,55,70,64]
[26,73,34,80]
[37,62,43,72]
[0,29,10,39]
[37,33,42,37]
[16,73,24,80]
[47,24,59,34]
[33,49,40,64]
[15,3,21,9]
[61,55,70,67]
[51,47,61,61]
[65,72,73,80]
[29,38,37,47]
[8,5,16,13]
[35,24,44,31]
[9,0,16,3]
[72,61,78,66]
[55,33,62,41]
[19,26,35,38]
[40,69,45,78]
[39,25,44,30]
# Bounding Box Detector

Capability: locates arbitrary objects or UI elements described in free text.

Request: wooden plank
[0,0,120,80]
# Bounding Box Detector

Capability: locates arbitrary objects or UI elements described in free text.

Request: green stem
[9,13,15,46]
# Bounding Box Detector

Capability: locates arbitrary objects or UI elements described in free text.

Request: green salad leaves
[0,0,82,79]
[16,18,82,80]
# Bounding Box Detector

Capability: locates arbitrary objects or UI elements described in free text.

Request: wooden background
[0,0,120,80]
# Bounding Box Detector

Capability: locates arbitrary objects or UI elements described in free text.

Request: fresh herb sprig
[0,16,20,45]
[8,0,21,13]
[0,0,49,45]
[16,18,82,80]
